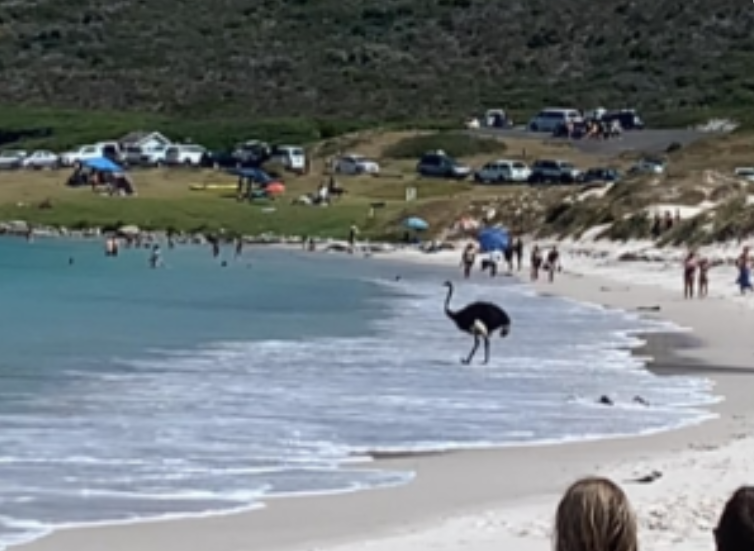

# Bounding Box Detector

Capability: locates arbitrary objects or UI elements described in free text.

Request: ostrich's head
[442,280,452,288]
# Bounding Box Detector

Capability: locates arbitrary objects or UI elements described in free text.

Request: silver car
[0,150,27,169]
[21,150,60,169]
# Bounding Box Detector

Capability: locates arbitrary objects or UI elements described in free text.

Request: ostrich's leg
[482,336,490,364]
[462,335,480,364]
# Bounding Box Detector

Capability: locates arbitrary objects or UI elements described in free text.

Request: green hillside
[0,0,752,136]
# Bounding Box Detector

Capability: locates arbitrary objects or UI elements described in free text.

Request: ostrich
[443,281,511,364]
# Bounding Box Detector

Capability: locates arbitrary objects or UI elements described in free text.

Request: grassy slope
[1,1,753,132]
[4,130,754,245]
[0,133,510,238]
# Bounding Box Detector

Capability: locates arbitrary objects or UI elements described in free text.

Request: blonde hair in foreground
[554,476,638,551]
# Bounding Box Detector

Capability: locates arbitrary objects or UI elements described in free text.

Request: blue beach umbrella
[477,227,510,253]
[82,157,123,173]
[404,217,429,231]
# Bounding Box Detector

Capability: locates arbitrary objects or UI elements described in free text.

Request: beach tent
[229,167,284,199]
[477,227,510,253]
[82,157,123,173]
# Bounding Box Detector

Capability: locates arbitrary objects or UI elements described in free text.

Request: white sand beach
[19,238,754,551]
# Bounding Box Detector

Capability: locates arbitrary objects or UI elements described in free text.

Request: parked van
[528,108,582,133]
[271,145,307,173]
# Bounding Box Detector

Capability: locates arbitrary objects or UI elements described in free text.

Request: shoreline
[17,248,754,551]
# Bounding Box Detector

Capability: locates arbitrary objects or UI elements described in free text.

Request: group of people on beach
[682,250,710,299]
[459,238,562,283]
[683,245,754,298]
[553,476,751,551]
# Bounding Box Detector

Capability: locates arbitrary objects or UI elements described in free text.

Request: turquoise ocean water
[0,237,716,547]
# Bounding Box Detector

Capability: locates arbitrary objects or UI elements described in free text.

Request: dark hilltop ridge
[3,0,753,125]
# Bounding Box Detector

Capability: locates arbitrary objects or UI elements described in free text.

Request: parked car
[201,150,241,169]
[630,158,665,175]
[481,108,513,128]
[122,145,145,166]
[270,145,307,173]
[474,160,531,183]
[528,159,580,184]
[61,143,120,166]
[140,144,169,166]
[602,109,644,130]
[21,150,59,169]
[164,144,207,166]
[578,168,620,184]
[416,151,471,179]
[528,108,582,133]
[734,167,754,182]
[334,154,380,175]
[0,150,27,169]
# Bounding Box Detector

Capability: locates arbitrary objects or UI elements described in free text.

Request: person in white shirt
[487,249,503,277]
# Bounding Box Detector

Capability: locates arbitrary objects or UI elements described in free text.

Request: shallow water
[0,238,716,547]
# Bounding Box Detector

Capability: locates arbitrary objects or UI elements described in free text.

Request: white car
[528,108,582,133]
[0,150,27,169]
[22,150,60,169]
[271,145,307,173]
[334,154,380,175]
[60,144,117,166]
[631,158,666,175]
[141,144,169,166]
[735,167,754,182]
[474,160,531,183]
[164,144,206,166]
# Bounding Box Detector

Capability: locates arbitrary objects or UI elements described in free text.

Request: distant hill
[2,0,753,124]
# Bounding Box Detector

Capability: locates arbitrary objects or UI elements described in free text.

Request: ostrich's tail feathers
[500,322,511,337]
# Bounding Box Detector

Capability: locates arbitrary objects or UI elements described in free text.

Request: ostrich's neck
[444,287,454,316]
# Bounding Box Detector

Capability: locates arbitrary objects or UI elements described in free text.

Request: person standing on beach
[460,243,476,279]
[512,237,523,271]
[546,246,560,283]
[736,247,752,295]
[530,245,542,281]
[503,243,514,273]
[235,237,244,258]
[698,257,710,298]
[683,250,697,299]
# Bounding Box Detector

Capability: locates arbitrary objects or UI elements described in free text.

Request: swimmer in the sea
[149,244,162,268]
